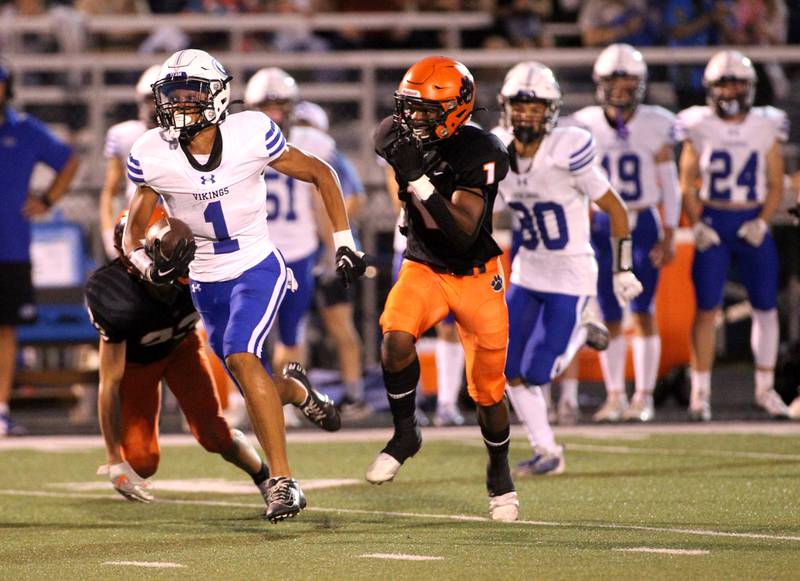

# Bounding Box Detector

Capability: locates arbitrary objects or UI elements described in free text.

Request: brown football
[145,217,194,259]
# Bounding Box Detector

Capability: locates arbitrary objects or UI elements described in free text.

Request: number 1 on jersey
[203,201,240,254]
[483,162,496,185]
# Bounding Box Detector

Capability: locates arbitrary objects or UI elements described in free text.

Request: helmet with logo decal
[704,50,756,118]
[244,67,299,134]
[592,43,647,112]
[153,49,232,143]
[499,61,561,144]
[394,56,475,144]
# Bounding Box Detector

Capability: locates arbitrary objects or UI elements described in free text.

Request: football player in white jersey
[677,50,790,420]
[571,44,682,423]
[244,69,337,390]
[99,65,161,259]
[122,49,366,522]
[494,62,641,475]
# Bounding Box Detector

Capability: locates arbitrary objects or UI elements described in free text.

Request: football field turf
[1,424,799,580]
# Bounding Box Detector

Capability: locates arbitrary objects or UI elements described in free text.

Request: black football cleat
[264,477,307,523]
[284,362,341,432]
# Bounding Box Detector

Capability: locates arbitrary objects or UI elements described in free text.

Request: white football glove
[736,218,768,247]
[613,271,643,306]
[692,222,721,252]
[107,461,154,503]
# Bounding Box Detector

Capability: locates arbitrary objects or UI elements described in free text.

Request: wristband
[333,230,357,251]
[611,237,633,272]
[128,247,153,275]
[409,175,436,201]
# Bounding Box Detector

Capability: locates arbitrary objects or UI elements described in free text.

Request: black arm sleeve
[421,193,484,253]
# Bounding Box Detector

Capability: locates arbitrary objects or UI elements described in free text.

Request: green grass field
[1,425,799,580]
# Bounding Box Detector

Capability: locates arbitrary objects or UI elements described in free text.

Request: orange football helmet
[394,56,475,143]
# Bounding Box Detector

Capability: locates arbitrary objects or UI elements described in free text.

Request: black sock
[251,461,270,486]
[480,422,513,496]
[383,358,420,423]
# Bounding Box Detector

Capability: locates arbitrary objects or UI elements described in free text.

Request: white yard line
[613,548,710,555]
[359,553,444,561]
[102,561,186,568]
[2,488,799,543]
[564,443,800,461]
[1,422,799,452]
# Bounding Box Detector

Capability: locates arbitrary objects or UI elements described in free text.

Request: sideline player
[99,65,161,259]
[494,62,640,475]
[678,50,790,420]
[571,44,681,422]
[122,49,364,521]
[89,211,341,502]
[369,57,517,521]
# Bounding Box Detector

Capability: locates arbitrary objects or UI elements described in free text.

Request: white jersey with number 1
[493,125,611,297]
[127,110,287,283]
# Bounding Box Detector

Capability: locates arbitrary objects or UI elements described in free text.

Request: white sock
[345,380,364,402]
[632,335,661,397]
[0,402,8,415]
[559,378,579,408]
[435,339,464,410]
[599,335,626,396]
[506,384,536,448]
[751,309,779,368]
[511,384,557,453]
[755,369,775,397]
[690,369,711,404]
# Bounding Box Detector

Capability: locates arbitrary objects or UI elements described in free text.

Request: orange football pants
[380,258,509,406]
[119,329,232,478]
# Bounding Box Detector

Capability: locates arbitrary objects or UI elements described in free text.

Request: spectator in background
[483,0,552,48]
[663,1,732,110]
[579,0,653,48]
[727,0,789,103]
[0,62,80,437]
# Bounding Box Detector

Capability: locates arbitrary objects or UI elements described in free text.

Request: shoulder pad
[290,125,336,162]
[490,125,513,147]
[756,106,790,142]
[548,126,596,172]
[675,106,711,141]
[566,106,602,130]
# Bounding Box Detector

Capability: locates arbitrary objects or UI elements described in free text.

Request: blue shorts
[505,284,588,386]
[276,252,316,347]
[592,207,661,322]
[692,206,778,311]
[394,251,455,325]
[190,251,287,362]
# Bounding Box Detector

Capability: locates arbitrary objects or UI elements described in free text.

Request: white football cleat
[788,396,800,420]
[623,394,655,422]
[592,394,628,423]
[489,491,519,522]
[689,388,711,422]
[366,453,402,484]
[755,388,790,419]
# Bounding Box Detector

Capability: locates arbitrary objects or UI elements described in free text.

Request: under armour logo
[190,283,201,293]
[200,175,216,185]
[491,274,503,292]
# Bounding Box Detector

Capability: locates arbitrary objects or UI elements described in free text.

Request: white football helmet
[498,61,561,143]
[592,43,647,111]
[153,49,232,142]
[703,50,756,118]
[244,67,298,133]
[135,65,162,99]
[294,100,329,133]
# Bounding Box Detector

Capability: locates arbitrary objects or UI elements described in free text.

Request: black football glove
[335,246,367,288]
[147,238,196,285]
[374,117,441,183]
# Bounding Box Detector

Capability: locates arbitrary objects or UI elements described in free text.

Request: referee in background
[0,60,79,436]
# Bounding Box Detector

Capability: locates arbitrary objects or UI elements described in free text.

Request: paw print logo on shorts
[491,274,503,292]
